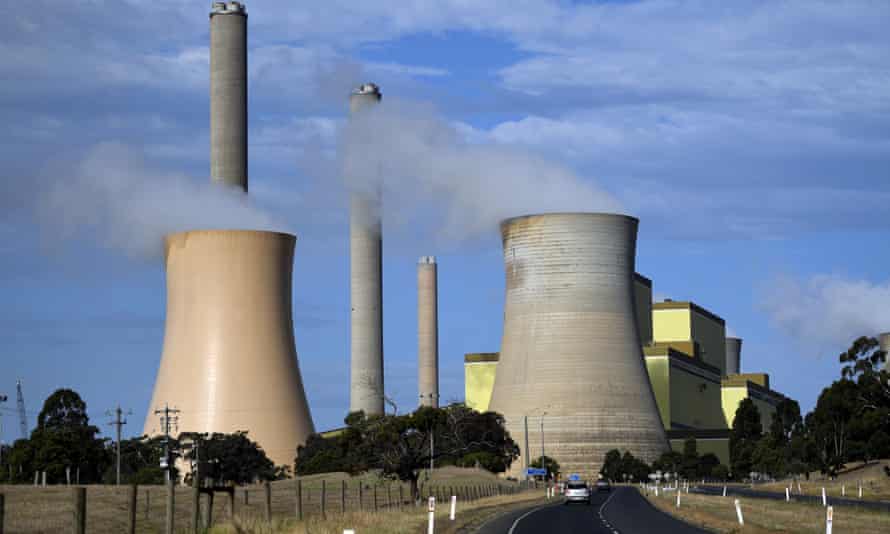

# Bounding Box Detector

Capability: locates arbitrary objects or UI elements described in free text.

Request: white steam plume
[339,98,623,240]
[43,142,281,258]
[760,273,890,348]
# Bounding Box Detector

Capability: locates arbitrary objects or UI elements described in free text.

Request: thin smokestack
[418,256,439,408]
[210,1,248,192]
[349,83,385,416]
[725,337,742,376]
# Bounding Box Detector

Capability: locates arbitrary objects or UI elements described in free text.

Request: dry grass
[754,460,890,502]
[643,486,890,533]
[208,490,545,534]
[0,467,523,533]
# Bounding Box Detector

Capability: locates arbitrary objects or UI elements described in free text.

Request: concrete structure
[634,274,653,346]
[417,256,439,407]
[210,2,248,191]
[881,332,890,371]
[725,337,742,376]
[348,83,385,416]
[721,374,784,430]
[144,230,314,467]
[652,301,727,376]
[644,345,726,431]
[487,213,669,478]
[464,353,499,412]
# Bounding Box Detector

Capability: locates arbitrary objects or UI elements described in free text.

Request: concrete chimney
[725,337,742,376]
[348,83,385,416]
[143,230,315,467]
[210,1,248,191]
[488,213,669,479]
[418,256,439,408]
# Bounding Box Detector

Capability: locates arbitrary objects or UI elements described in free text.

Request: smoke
[42,142,281,258]
[339,98,623,241]
[759,273,890,348]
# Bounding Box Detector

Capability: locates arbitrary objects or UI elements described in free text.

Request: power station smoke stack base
[725,337,742,375]
[143,230,315,468]
[487,213,669,479]
[210,1,248,192]
[349,82,385,416]
[418,256,439,408]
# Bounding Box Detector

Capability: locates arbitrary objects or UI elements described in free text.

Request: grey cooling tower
[210,2,248,191]
[144,230,315,468]
[418,256,439,408]
[725,337,742,376]
[487,213,669,479]
[881,332,890,371]
[348,83,385,416]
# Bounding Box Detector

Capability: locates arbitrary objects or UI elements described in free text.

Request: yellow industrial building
[465,272,792,468]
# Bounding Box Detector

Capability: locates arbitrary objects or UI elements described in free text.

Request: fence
[0,478,535,533]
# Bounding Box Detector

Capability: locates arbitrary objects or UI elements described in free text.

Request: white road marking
[507,503,556,534]
[598,487,622,533]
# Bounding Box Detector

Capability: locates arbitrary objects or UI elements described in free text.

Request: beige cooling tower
[144,230,314,468]
[488,213,669,479]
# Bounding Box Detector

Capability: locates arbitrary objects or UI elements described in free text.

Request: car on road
[564,480,591,505]
[595,479,611,492]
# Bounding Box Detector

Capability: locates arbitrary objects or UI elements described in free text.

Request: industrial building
[467,251,794,471]
[144,1,315,469]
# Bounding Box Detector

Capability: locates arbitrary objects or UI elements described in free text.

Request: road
[476,486,709,534]
[693,484,890,512]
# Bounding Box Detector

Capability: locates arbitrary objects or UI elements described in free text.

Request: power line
[153,404,180,481]
[16,380,27,439]
[106,405,132,486]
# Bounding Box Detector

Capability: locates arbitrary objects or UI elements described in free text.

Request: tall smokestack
[880,332,890,371]
[488,213,669,479]
[348,83,385,416]
[725,337,742,376]
[418,256,439,408]
[210,1,248,192]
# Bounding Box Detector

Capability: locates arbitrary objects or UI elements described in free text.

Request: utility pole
[107,405,131,485]
[16,380,27,439]
[0,393,7,465]
[430,431,434,475]
[540,413,547,478]
[154,404,180,482]
[523,416,530,480]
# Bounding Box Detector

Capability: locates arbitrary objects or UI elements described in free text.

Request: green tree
[807,379,860,475]
[28,389,109,483]
[529,455,560,480]
[620,450,651,482]
[680,438,699,479]
[101,435,172,485]
[181,431,279,486]
[599,449,622,481]
[729,398,762,479]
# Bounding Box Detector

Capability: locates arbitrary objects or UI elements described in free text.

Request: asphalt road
[693,484,890,512]
[476,486,709,534]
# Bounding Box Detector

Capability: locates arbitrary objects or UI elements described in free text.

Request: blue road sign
[525,467,547,476]
[568,473,581,481]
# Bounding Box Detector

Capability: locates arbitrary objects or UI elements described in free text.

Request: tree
[620,451,651,482]
[529,455,560,480]
[101,435,172,485]
[729,398,762,479]
[652,450,682,476]
[599,449,623,481]
[807,380,860,475]
[181,431,279,486]
[697,453,720,479]
[28,389,109,484]
[680,438,699,479]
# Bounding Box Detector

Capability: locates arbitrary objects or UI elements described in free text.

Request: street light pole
[540,413,546,478]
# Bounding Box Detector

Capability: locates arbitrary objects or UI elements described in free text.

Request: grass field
[754,460,890,503]
[0,466,523,533]
[644,486,890,533]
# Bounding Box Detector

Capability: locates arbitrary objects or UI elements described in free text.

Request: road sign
[525,468,547,476]
[568,474,580,481]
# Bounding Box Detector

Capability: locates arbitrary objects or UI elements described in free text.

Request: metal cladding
[881,332,890,371]
[725,337,742,376]
[348,82,384,416]
[210,1,248,192]
[488,213,669,478]
[418,256,439,408]
[144,230,314,467]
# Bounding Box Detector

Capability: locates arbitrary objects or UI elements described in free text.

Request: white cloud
[760,274,890,348]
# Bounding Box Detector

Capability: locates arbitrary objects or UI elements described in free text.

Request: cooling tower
[348,83,385,416]
[488,213,669,479]
[418,256,439,408]
[725,337,742,376]
[210,2,248,191]
[144,230,314,467]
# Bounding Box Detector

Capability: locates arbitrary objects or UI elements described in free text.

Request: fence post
[358,481,364,511]
[264,481,272,522]
[165,479,175,534]
[191,487,201,533]
[341,480,347,514]
[205,493,215,528]
[373,484,378,512]
[398,485,403,510]
[295,480,302,521]
[228,488,236,519]
[1,492,5,534]
[73,487,86,534]
[387,484,392,509]
[321,480,327,519]
[128,485,137,534]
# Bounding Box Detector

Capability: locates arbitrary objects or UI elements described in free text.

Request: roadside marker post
[344,530,355,534]
[822,487,827,507]
[785,487,790,502]
[734,499,744,526]
[450,495,456,521]
[428,497,435,534]
[797,481,802,494]
[841,485,845,497]
[676,491,680,508]
[858,483,862,499]
[826,506,833,534]
[722,485,726,497]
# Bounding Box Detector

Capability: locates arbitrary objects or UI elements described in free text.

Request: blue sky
[2,0,889,445]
